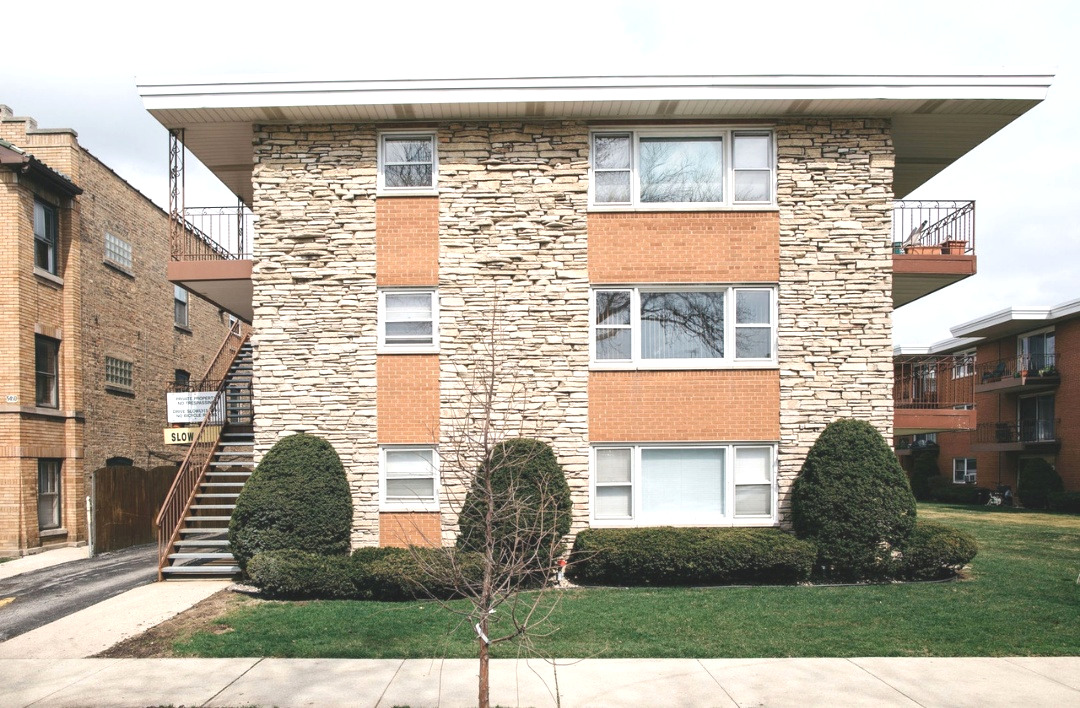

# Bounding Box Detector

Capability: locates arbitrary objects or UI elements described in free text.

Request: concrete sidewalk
[1,656,1078,707]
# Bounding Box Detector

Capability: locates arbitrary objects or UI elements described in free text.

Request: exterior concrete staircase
[160,340,253,578]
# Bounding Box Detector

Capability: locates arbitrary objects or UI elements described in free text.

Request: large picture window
[591,286,775,367]
[35,335,59,408]
[34,199,59,274]
[591,129,774,208]
[592,444,777,525]
[378,132,437,193]
[380,446,439,511]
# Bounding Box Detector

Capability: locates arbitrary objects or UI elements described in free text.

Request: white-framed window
[35,335,59,408]
[38,459,61,530]
[105,356,133,390]
[590,286,776,368]
[952,457,977,485]
[104,232,133,271]
[378,289,439,353]
[174,285,189,328]
[1018,327,1055,373]
[951,349,975,379]
[379,446,439,511]
[378,131,437,194]
[591,443,777,526]
[590,128,775,209]
[34,199,59,274]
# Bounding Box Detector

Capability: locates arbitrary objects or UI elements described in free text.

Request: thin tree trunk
[478,618,490,708]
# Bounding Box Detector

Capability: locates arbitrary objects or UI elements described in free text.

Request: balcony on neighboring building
[893,354,976,435]
[972,418,1061,453]
[169,204,254,322]
[974,354,1060,394]
[892,200,976,307]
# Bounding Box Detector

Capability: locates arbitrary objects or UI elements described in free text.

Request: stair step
[201,482,245,488]
[179,527,228,534]
[185,515,233,522]
[162,565,241,575]
[210,462,252,467]
[197,493,240,498]
[190,504,236,510]
[205,472,251,478]
[174,539,230,547]
[169,552,235,561]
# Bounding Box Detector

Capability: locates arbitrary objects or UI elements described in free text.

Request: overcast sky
[2,0,1077,346]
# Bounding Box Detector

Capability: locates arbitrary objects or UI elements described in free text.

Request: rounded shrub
[1017,458,1064,509]
[567,527,816,586]
[1048,491,1080,514]
[791,419,917,580]
[247,549,353,599]
[925,477,990,505]
[229,433,352,572]
[457,439,572,567]
[350,546,484,601]
[899,520,978,580]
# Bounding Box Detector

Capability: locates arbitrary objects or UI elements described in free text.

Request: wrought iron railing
[155,329,251,576]
[975,418,1060,445]
[892,200,975,254]
[975,354,1058,384]
[171,205,254,261]
[894,354,975,409]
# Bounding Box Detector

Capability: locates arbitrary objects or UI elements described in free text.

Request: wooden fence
[91,465,177,554]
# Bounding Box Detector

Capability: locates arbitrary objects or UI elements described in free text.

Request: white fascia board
[137,73,1053,112]
[893,336,981,357]
[950,307,1053,337]
[1047,297,1080,322]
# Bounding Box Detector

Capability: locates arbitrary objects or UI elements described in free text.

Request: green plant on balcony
[1038,365,1058,377]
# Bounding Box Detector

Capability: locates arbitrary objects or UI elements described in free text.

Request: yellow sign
[163,426,222,445]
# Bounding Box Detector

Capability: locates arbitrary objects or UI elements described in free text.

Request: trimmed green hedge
[567,527,817,586]
[229,434,352,572]
[925,478,991,505]
[791,419,917,580]
[247,549,354,600]
[1048,491,1080,514]
[898,520,978,580]
[1017,459,1064,509]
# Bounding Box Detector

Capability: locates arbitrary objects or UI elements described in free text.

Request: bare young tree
[395,298,576,708]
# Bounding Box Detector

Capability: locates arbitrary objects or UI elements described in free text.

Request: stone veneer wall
[774,118,895,524]
[251,124,381,546]
[435,122,591,542]
[251,122,591,547]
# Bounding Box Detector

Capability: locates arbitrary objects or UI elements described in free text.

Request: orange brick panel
[1052,319,1080,492]
[379,512,442,547]
[589,370,779,441]
[377,355,440,443]
[376,196,439,286]
[588,212,779,284]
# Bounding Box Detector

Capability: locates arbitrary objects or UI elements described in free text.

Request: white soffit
[894,336,982,357]
[137,73,1053,202]
[950,297,1080,339]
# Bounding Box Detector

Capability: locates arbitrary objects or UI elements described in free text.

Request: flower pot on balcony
[906,245,941,255]
[943,239,967,255]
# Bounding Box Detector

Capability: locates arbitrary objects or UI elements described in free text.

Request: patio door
[1018,394,1055,442]
[1018,329,1055,372]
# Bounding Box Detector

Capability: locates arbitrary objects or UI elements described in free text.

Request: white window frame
[38,458,61,531]
[951,349,975,379]
[952,457,977,485]
[379,445,440,512]
[378,288,440,354]
[589,285,777,369]
[590,443,778,527]
[588,127,777,211]
[104,232,133,272]
[377,131,438,195]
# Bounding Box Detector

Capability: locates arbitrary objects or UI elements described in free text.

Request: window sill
[377,346,440,356]
[587,204,779,214]
[590,519,779,528]
[104,384,135,397]
[33,268,64,287]
[376,189,439,198]
[38,527,67,539]
[590,362,780,372]
[174,324,192,335]
[379,503,440,513]
[103,260,135,278]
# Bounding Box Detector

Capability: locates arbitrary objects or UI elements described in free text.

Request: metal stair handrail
[156,330,252,577]
[200,319,248,388]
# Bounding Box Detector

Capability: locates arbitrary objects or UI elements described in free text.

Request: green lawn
[176,504,1080,658]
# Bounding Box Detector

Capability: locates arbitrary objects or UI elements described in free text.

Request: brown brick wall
[589,370,779,442]
[1054,319,1080,492]
[376,196,439,286]
[376,355,440,444]
[588,211,779,283]
[379,511,441,547]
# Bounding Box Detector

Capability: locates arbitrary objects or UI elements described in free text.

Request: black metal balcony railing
[975,354,1058,384]
[892,200,975,255]
[975,419,1060,445]
[894,355,975,409]
[171,205,255,261]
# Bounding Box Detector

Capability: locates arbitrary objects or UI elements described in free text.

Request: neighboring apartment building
[896,297,1080,494]
[0,106,234,556]
[137,74,1048,566]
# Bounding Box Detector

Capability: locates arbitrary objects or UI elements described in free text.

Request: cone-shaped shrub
[791,419,917,580]
[457,438,572,567]
[1017,458,1063,509]
[229,433,352,572]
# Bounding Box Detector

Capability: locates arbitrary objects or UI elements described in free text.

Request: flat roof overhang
[138,73,1052,205]
[169,260,253,323]
[895,408,977,436]
[892,253,977,307]
[951,297,1080,339]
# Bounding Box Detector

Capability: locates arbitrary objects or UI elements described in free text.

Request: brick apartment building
[0,107,233,556]
[135,74,1050,573]
[895,296,1080,494]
